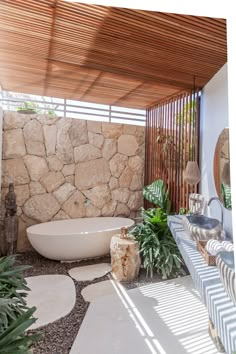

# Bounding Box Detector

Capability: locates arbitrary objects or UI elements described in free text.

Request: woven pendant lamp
[184,161,201,185]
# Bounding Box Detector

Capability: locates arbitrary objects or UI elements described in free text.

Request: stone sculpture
[4,183,18,255]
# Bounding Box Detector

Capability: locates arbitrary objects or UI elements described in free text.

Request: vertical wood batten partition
[145,90,200,212]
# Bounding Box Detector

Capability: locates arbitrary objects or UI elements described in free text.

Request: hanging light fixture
[184,161,201,185]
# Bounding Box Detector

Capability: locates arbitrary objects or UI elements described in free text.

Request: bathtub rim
[26,217,135,237]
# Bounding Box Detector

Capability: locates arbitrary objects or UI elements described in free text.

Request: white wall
[199,63,232,238]
[0,107,2,190]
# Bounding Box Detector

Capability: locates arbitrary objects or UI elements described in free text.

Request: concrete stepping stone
[25,275,76,330]
[81,279,121,302]
[68,263,111,281]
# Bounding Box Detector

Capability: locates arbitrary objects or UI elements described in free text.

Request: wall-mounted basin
[183,215,223,241]
[186,215,220,229]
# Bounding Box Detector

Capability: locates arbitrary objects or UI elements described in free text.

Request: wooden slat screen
[145,90,200,212]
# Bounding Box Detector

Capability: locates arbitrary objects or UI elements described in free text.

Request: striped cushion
[221,241,234,252]
[216,251,236,305]
[189,193,205,215]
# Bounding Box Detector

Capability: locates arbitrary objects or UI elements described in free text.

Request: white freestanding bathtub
[26,217,135,261]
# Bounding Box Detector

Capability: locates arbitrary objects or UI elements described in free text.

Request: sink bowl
[183,215,222,241]
[186,215,220,230]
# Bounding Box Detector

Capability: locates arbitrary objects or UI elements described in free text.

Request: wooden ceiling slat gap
[0,34,50,48]
[0,21,50,34]
[90,32,225,61]
[49,42,222,68]
[47,58,195,88]
[80,62,193,89]
[49,39,225,67]
[56,12,107,25]
[120,9,226,45]
[135,9,227,31]
[51,31,225,64]
[1,5,51,18]
[90,28,226,59]
[78,47,224,72]
[82,60,216,83]
[57,2,108,16]
[52,23,225,52]
[55,19,106,33]
[100,12,225,52]
[53,8,227,48]
[1,10,51,22]
[132,10,226,36]
[10,78,45,92]
[112,83,144,105]
[195,16,226,26]
[80,54,215,79]
[79,72,104,100]
[163,13,226,35]
[0,28,51,41]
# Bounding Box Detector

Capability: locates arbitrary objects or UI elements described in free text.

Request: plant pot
[17,109,37,114]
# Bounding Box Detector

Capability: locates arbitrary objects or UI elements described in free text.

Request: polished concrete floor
[70,276,221,354]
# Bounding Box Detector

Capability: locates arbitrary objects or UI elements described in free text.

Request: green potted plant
[16,101,40,114]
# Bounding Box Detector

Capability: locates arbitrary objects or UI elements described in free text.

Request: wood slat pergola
[0,0,227,108]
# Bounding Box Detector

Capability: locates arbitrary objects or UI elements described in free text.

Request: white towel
[221,241,234,252]
[206,239,225,256]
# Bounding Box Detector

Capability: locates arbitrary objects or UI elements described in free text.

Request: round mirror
[213,128,231,209]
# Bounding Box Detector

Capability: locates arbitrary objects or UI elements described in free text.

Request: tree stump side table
[110,234,141,281]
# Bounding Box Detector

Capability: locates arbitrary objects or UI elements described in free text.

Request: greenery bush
[130,179,184,279]
[16,101,39,114]
[16,101,58,117]
[0,256,39,353]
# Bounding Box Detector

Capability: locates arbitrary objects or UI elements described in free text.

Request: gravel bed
[18,252,111,354]
[17,251,185,354]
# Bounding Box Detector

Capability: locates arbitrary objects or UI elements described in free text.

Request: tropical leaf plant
[130,207,183,279]
[0,256,31,308]
[221,182,231,209]
[143,179,171,213]
[0,256,40,353]
[0,306,39,354]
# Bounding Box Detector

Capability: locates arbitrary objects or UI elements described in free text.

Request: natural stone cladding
[1,111,145,252]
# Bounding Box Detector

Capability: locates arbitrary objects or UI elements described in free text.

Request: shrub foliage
[0,256,39,353]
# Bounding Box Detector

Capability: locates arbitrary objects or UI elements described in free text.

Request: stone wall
[1,111,145,251]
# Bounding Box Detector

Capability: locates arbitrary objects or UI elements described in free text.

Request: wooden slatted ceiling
[0,0,227,108]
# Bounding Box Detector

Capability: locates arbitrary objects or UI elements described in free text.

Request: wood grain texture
[0,1,227,108]
[145,91,200,211]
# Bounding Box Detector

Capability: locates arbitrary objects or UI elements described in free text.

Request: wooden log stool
[110,227,141,281]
